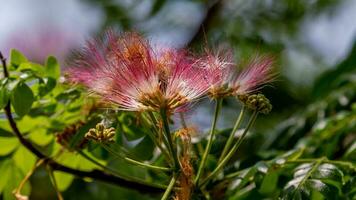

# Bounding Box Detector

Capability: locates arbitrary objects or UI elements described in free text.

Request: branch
[0,52,164,194]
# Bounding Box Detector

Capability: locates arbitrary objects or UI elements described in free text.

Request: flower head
[67,31,209,113]
[230,55,275,95]
[198,49,236,99]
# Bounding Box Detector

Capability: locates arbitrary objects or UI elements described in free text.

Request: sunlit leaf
[10,49,28,67]
[13,146,36,174]
[45,56,60,79]
[0,160,12,193]
[29,128,54,146]
[53,171,74,191]
[0,137,19,156]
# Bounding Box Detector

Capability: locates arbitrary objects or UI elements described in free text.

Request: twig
[14,159,45,198]
[47,166,64,200]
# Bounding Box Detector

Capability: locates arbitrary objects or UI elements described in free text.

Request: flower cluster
[67,31,275,113]
[85,123,116,143]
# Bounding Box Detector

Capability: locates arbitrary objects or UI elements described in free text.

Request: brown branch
[0,51,9,77]
[0,51,164,194]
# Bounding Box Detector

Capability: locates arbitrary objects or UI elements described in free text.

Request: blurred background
[1,0,355,199]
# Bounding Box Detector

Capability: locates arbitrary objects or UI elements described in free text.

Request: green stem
[161,173,178,200]
[77,150,133,176]
[160,109,180,170]
[200,111,258,187]
[194,99,222,185]
[101,143,171,172]
[47,165,64,200]
[218,106,246,163]
[124,157,171,172]
[144,112,171,161]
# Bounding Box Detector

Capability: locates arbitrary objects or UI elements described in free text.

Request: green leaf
[3,165,31,200]
[13,146,36,174]
[45,56,60,79]
[38,77,57,96]
[129,136,154,160]
[0,85,10,109]
[16,116,49,133]
[29,128,54,146]
[53,171,74,191]
[282,163,342,199]
[11,82,34,117]
[343,176,356,197]
[305,179,338,199]
[344,140,356,160]
[0,137,19,156]
[10,49,28,67]
[229,167,257,191]
[259,171,279,194]
[119,113,146,141]
[0,159,12,193]
[312,164,344,190]
[52,150,100,191]
[17,62,45,77]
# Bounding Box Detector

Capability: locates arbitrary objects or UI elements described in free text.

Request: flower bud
[85,123,116,143]
[238,93,272,114]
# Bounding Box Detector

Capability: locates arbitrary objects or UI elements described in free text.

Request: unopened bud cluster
[238,93,272,114]
[85,123,116,143]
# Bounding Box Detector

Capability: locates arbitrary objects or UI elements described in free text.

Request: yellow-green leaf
[10,49,28,67]
[45,56,60,79]
[0,137,19,156]
[53,171,74,191]
[13,146,36,174]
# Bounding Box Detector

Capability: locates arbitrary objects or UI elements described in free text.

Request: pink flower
[66,31,209,113]
[230,55,275,95]
[197,49,236,98]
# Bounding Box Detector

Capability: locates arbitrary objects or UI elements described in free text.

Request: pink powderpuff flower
[197,48,236,99]
[230,55,275,95]
[66,31,210,113]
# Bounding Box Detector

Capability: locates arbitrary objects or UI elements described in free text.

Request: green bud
[238,93,272,114]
